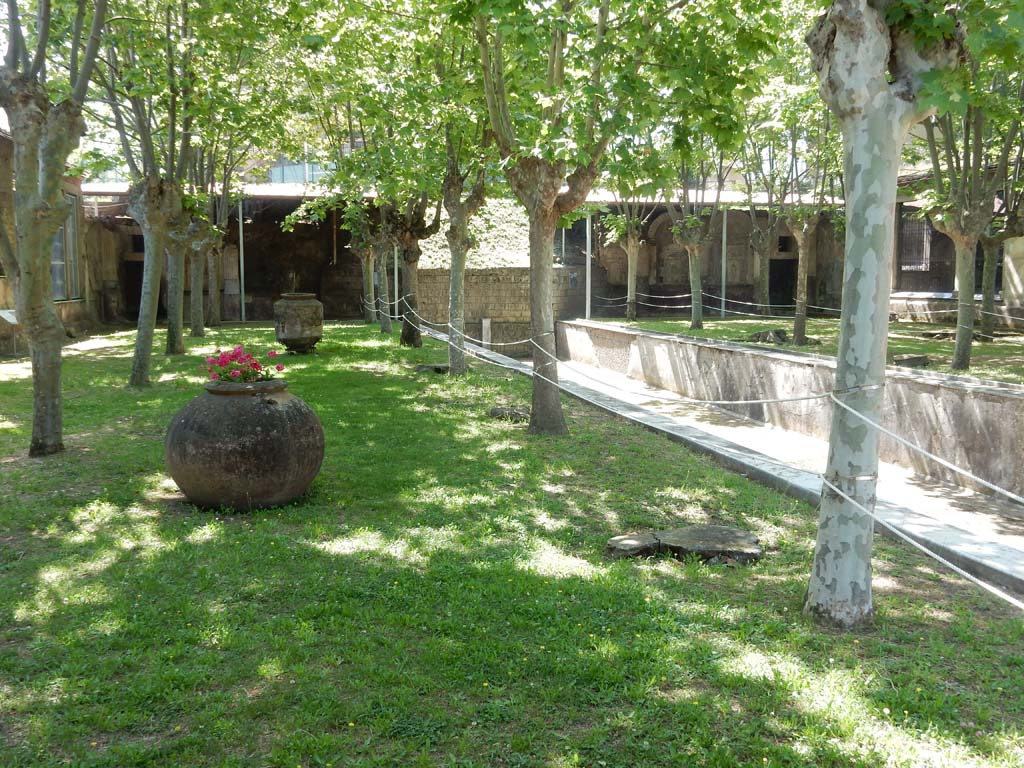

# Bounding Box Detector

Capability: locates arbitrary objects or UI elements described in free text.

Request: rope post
[585,214,592,320]
[720,209,728,319]
[238,199,246,322]
[393,245,400,320]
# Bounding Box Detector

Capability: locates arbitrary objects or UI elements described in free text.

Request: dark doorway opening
[121,261,164,322]
[769,259,797,309]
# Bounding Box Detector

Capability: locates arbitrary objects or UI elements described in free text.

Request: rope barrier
[821,477,1024,613]
[829,392,1024,507]
[635,300,694,310]
[637,291,693,300]
[701,291,797,309]
[417,326,1024,613]
[408,308,554,348]
[527,338,879,408]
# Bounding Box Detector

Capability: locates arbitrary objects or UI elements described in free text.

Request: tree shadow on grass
[1,325,1022,767]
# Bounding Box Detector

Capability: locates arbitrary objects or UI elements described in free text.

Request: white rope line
[447,322,554,348]
[895,308,959,315]
[421,327,628,423]
[701,291,796,309]
[977,306,1023,319]
[829,393,1024,507]
[637,291,693,299]
[408,308,552,348]
[636,300,694,309]
[425,327,1024,612]
[806,303,843,313]
[420,327,1024,612]
[526,338,874,407]
[820,477,1024,613]
[594,294,628,302]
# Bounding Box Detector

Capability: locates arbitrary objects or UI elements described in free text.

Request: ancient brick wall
[416,266,588,356]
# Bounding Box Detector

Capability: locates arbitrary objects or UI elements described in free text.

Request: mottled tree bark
[189,245,206,338]
[686,245,703,329]
[949,235,976,369]
[128,177,181,386]
[750,226,773,315]
[979,237,1000,339]
[399,253,422,348]
[803,0,959,627]
[791,214,821,346]
[377,248,392,335]
[447,227,469,373]
[164,223,189,354]
[526,203,566,434]
[443,132,486,376]
[360,251,376,323]
[0,0,107,454]
[206,242,223,326]
[3,97,78,455]
[625,230,640,321]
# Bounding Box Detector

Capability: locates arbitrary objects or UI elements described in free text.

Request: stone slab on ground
[748,329,788,344]
[488,406,530,423]
[893,354,930,367]
[656,525,762,564]
[607,525,762,564]
[607,532,661,558]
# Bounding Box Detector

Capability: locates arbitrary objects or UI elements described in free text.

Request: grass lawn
[1,323,1022,768]
[611,315,1024,385]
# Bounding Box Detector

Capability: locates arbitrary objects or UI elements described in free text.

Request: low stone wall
[418,266,586,357]
[890,296,1024,330]
[557,319,1024,497]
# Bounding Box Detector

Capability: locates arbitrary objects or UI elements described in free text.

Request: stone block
[607,532,661,558]
[656,525,762,564]
[892,354,930,368]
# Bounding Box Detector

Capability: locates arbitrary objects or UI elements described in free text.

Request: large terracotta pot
[274,292,323,353]
[165,379,325,511]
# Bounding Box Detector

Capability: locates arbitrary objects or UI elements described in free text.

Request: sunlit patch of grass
[0,324,1021,767]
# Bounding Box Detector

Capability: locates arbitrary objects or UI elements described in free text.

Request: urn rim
[203,378,288,395]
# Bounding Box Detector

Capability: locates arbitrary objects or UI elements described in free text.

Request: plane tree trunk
[188,220,214,338]
[360,250,376,323]
[979,236,1001,339]
[790,213,821,346]
[0,0,106,456]
[944,233,978,370]
[625,230,640,321]
[2,100,75,455]
[164,220,189,354]
[127,177,182,386]
[396,199,442,349]
[685,245,703,329]
[442,125,487,376]
[503,158,570,434]
[377,246,392,335]
[750,224,774,316]
[399,246,423,348]
[206,241,223,326]
[802,0,960,628]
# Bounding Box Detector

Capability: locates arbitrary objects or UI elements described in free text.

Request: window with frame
[50,194,80,300]
[900,215,931,272]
